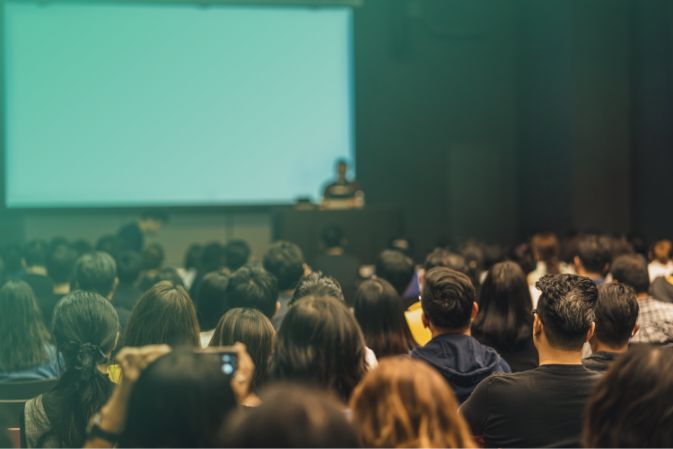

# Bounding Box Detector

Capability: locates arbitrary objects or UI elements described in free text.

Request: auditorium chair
[0,378,58,446]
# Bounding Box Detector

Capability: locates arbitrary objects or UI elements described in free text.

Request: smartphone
[219,351,238,376]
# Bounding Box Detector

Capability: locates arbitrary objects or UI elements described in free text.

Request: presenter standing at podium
[321,159,364,209]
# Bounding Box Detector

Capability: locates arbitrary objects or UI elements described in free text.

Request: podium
[271,206,405,265]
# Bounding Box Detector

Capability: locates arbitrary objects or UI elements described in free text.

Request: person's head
[0,280,51,371]
[575,234,612,276]
[531,232,561,274]
[321,225,345,249]
[582,346,673,448]
[610,254,650,294]
[195,270,231,331]
[534,274,598,351]
[46,291,120,447]
[115,251,143,285]
[421,267,477,332]
[226,264,279,319]
[591,282,639,351]
[509,242,537,275]
[72,251,118,298]
[263,241,305,292]
[138,266,185,291]
[138,209,168,235]
[220,383,359,448]
[460,242,485,288]
[651,239,672,264]
[125,281,200,347]
[472,261,533,348]
[336,158,348,179]
[47,243,77,285]
[272,295,367,401]
[71,239,93,257]
[375,249,415,296]
[120,350,237,448]
[350,357,476,448]
[23,239,48,268]
[200,241,226,273]
[224,240,251,272]
[95,235,121,260]
[291,271,345,303]
[183,243,203,271]
[141,242,164,271]
[353,278,412,358]
[423,248,468,274]
[210,308,275,390]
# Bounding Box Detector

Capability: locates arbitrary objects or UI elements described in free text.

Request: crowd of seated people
[2,227,673,448]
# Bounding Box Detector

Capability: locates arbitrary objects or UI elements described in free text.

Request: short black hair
[576,235,613,274]
[610,254,650,294]
[141,243,164,270]
[46,244,77,284]
[594,282,639,348]
[224,240,251,272]
[321,225,344,249]
[291,271,344,303]
[375,249,415,295]
[423,248,468,273]
[73,251,117,297]
[116,251,143,284]
[535,274,598,350]
[195,270,231,331]
[421,267,475,330]
[226,264,278,319]
[183,244,203,271]
[23,239,48,267]
[263,241,305,291]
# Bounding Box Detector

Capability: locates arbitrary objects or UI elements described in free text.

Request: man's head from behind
[47,244,77,285]
[321,226,345,250]
[263,241,305,292]
[421,267,476,332]
[534,274,598,351]
[23,239,48,269]
[592,282,639,351]
[376,249,415,296]
[224,240,251,272]
[610,254,650,295]
[72,251,118,299]
[225,264,279,319]
[575,235,612,276]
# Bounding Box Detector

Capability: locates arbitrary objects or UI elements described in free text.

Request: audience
[210,307,275,390]
[611,253,673,344]
[194,270,231,347]
[583,282,639,372]
[262,241,305,328]
[311,226,361,304]
[527,232,565,286]
[223,239,251,272]
[23,291,120,448]
[581,345,673,448]
[45,243,77,320]
[112,251,143,311]
[124,281,200,347]
[350,357,476,448]
[461,273,599,447]
[411,267,510,403]
[225,264,278,320]
[19,240,55,315]
[472,261,538,371]
[137,243,166,291]
[574,234,612,285]
[0,281,60,381]
[177,243,202,290]
[117,210,168,252]
[291,271,345,303]
[375,250,416,306]
[353,278,414,358]
[271,295,367,401]
[189,241,226,297]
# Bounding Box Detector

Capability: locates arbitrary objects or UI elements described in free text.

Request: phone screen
[220,352,238,376]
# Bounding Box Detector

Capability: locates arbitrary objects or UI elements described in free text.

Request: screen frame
[0,0,358,212]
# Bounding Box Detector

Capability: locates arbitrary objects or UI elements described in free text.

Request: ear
[585,321,596,342]
[418,269,426,292]
[533,313,543,337]
[421,311,430,329]
[275,300,280,315]
[632,322,640,337]
[471,301,479,321]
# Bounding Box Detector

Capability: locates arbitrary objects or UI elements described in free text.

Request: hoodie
[411,333,511,403]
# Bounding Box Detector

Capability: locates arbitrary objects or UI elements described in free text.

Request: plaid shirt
[630,296,673,345]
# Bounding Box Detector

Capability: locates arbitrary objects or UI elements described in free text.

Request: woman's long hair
[472,261,533,350]
[350,357,476,448]
[0,281,51,371]
[40,291,119,447]
[353,278,414,357]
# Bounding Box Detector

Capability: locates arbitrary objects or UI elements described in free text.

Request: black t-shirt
[472,333,539,373]
[582,351,618,373]
[461,364,600,448]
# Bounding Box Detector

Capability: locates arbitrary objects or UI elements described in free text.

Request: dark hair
[210,308,275,390]
[226,265,278,319]
[263,241,305,291]
[509,242,536,275]
[271,295,367,401]
[576,235,612,274]
[40,291,119,447]
[71,239,93,257]
[472,261,533,349]
[291,271,345,303]
[125,281,200,347]
[141,242,164,271]
[140,209,169,223]
[582,346,673,448]
[72,251,117,297]
[421,267,475,330]
[0,281,51,371]
[531,232,561,275]
[535,274,598,350]
[200,242,226,273]
[593,282,639,348]
[183,244,203,271]
[224,240,251,272]
[119,350,236,448]
[460,243,485,289]
[95,235,121,260]
[610,254,650,294]
[220,383,358,448]
[138,266,185,292]
[115,251,143,284]
[321,225,345,249]
[354,278,413,357]
[23,239,48,267]
[46,244,77,284]
[375,249,415,295]
[195,270,231,331]
[2,243,23,273]
[423,248,468,274]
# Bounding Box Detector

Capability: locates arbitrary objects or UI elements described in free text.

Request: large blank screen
[4,1,354,207]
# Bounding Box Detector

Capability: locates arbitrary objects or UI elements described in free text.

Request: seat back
[0,379,58,428]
